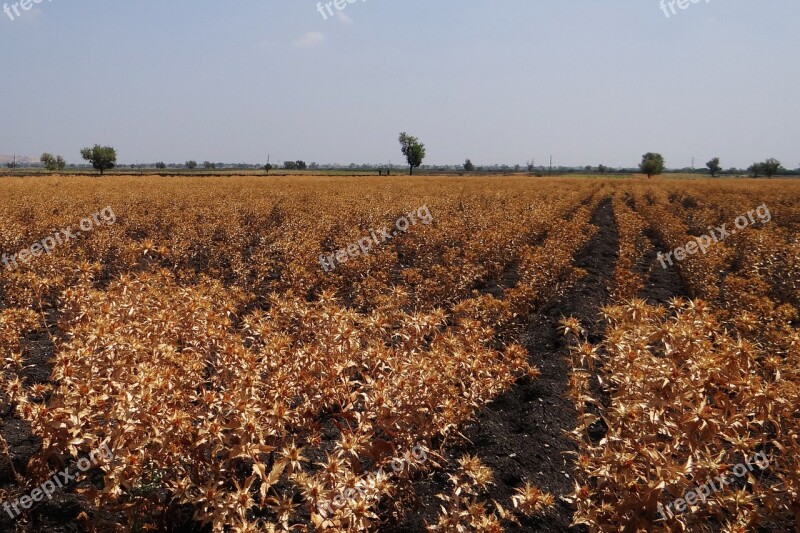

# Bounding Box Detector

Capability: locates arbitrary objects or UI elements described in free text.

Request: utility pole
[549,154,553,175]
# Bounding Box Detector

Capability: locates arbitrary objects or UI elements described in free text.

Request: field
[0,175,798,532]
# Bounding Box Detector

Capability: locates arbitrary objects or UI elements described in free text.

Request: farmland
[0,175,798,532]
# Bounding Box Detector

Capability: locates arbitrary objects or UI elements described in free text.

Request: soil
[639,228,690,304]
[385,197,623,532]
[0,322,96,533]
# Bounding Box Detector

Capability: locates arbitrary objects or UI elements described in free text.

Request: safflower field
[0,175,798,532]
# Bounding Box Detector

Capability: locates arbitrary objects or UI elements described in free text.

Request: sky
[1,0,798,169]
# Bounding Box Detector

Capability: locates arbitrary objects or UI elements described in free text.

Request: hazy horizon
[2,1,798,169]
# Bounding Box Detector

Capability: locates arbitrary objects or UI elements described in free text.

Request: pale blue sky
[1,1,798,168]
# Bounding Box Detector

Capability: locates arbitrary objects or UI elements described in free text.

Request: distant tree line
[747,158,784,178]
[283,161,307,170]
[9,141,794,178]
[636,153,788,179]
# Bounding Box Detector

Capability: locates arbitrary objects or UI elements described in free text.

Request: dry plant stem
[0,433,21,485]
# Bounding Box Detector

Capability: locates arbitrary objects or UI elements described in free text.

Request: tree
[706,157,721,177]
[40,153,57,171]
[748,163,764,178]
[639,152,665,178]
[185,160,198,170]
[155,161,166,169]
[80,145,117,175]
[398,132,426,175]
[762,158,782,178]
[464,159,475,172]
[203,161,216,169]
[598,164,607,174]
[40,153,65,171]
[284,161,298,170]
[295,160,307,170]
[264,163,273,173]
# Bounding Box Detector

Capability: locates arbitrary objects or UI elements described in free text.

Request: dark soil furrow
[386,196,619,532]
[638,228,690,304]
[1,329,54,479]
[0,308,93,533]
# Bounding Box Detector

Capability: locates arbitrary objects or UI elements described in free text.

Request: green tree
[264,163,273,173]
[203,161,216,169]
[40,153,57,171]
[639,152,665,178]
[185,160,198,170]
[56,155,66,170]
[398,132,426,175]
[598,164,607,174]
[284,161,298,170]
[80,145,117,175]
[155,161,166,169]
[706,157,721,177]
[762,158,782,178]
[464,159,475,171]
[748,163,764,177]
[295,160,307,170]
